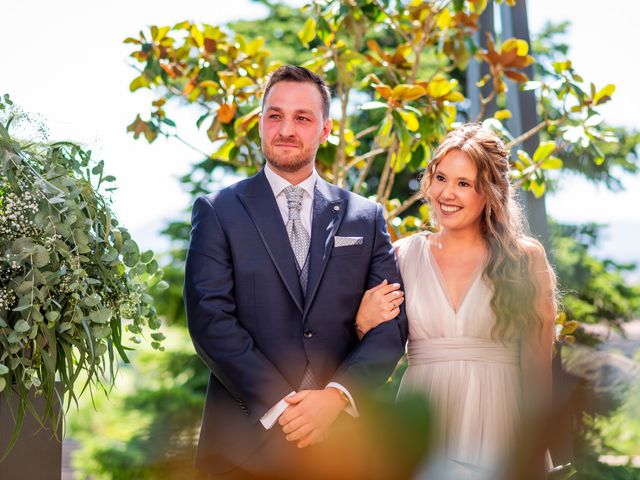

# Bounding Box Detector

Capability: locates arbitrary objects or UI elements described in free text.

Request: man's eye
[269,114,281,119]
[297,116,310,121]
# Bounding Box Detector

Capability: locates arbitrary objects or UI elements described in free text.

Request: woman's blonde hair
[421,123,553,339]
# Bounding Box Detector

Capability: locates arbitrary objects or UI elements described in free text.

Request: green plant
[0,94,166,456]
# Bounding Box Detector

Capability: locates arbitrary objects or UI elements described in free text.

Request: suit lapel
[304,177,346,317]
[235,170,304,313]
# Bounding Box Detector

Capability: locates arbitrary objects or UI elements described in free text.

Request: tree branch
[387,190,422,220]
[345,147,385,172]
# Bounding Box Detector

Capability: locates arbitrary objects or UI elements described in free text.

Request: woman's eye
[436,174,445,182]
[459,181,470,187]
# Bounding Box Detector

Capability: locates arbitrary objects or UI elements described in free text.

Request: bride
[356,124,557,478]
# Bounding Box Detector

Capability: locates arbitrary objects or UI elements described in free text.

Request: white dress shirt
[259,164,359,429]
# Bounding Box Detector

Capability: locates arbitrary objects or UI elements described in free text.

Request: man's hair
[262,65,331,119]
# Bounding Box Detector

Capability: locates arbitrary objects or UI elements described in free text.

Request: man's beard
[261,142,315,173]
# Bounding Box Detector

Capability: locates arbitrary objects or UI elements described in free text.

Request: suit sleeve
[332,203,409,391]
[184,195,294,422]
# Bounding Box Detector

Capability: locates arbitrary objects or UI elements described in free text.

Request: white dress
[395,232,522,478]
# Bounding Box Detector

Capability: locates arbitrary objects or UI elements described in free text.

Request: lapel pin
[333,205,340,212]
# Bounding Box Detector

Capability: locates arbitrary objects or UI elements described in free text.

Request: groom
[184,65,407,479]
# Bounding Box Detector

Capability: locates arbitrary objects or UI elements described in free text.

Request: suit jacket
[184,169,408,474]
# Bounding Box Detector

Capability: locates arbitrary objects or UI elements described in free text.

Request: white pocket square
[334,236,363,247]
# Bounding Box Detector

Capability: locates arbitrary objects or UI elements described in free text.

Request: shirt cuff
[326,382,359,418]
[259,391,296,429]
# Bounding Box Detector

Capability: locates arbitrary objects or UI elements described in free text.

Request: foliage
[123,0,619,227]
[0,95,166,455]
[532,20,639,190]
[551,222,640,329]
[62,2,640,478]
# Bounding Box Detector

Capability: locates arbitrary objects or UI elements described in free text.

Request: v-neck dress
[395,232,522,476]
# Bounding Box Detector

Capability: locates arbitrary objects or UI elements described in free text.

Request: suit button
[303,329,314,338]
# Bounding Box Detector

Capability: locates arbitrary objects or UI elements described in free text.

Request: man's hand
[278,387,348,448]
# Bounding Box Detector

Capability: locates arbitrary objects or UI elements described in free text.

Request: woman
[356,124,557,477]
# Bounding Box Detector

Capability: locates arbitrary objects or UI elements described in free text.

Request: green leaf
[89,308,112,324]
[360,101,388,111]
[0,364,9,375]
[122,239,139,254]
[529,180,545,198]
[398,110,419,132]
[140,250,154,264]
[593,83,615,105]
[298,18,316,47]
[129,74,150,92]
[146,259,159,274]
[45,311,60,322]
[532,141,555,163]
[540,156,563,170]
[378,115,393,148]
[14,320,30,333]
[84,294,101,308]
[0,377,5,392]
[58,322,73,333]
[516,149,531,166]
[124,251,140,268]
[494,109,511,121]
[32,245,50,268]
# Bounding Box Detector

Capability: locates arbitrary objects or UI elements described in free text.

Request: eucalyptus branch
[387,190,423,220]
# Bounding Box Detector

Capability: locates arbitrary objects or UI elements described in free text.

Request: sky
[2,0,638,264]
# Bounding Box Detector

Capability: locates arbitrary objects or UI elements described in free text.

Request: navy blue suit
[184,169,408,476]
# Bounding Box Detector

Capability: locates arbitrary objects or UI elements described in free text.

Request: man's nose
[279,117,295,137]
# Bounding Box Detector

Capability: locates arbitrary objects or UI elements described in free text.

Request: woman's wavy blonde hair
[421,123,551,340]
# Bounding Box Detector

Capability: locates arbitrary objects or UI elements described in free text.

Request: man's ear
[320,117,333,143]
[258,112,263,138]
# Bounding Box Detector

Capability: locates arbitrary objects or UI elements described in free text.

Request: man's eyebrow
[264,106,317,116]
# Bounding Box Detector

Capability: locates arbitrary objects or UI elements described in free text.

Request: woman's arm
[354,279,404,339]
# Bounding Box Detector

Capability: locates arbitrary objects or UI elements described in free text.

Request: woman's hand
[355,279,404,338]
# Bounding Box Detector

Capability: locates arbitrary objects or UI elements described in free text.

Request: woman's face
[429,149,487,233]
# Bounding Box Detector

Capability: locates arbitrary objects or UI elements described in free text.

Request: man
[184,65,407,479]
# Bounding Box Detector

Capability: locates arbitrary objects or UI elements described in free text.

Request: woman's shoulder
[518,235,556,287]
[393,231,430,259]
[517,236,547,263]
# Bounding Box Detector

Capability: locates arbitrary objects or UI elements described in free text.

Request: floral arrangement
[0,95,165,451]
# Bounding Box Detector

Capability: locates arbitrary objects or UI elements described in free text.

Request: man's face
[259,81,332,175]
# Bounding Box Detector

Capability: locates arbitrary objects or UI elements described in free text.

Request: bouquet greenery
[0,95,165,454]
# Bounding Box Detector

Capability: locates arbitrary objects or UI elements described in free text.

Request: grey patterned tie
[284,185,310,292]
[283,185,316,389]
